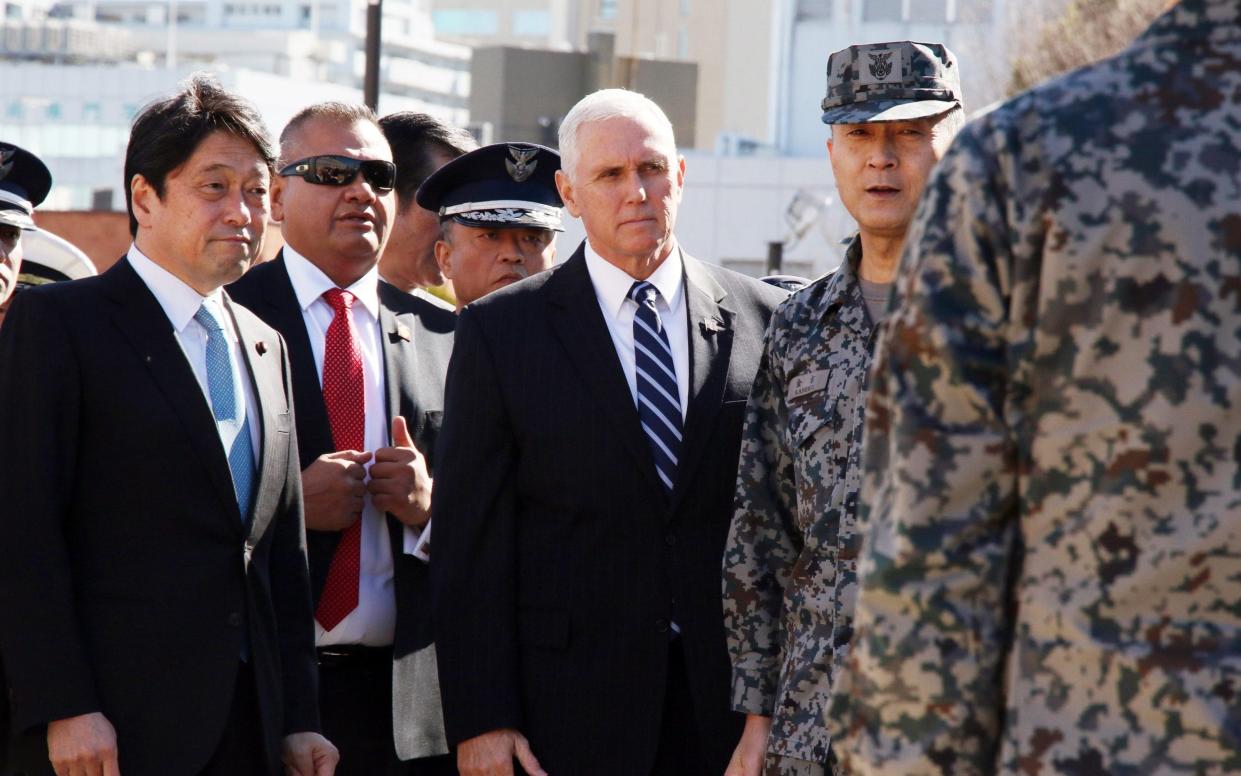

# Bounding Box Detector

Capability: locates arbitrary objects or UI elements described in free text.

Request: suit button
[227,612,243,627]
[655,618,670,633]
[664,534,677,547]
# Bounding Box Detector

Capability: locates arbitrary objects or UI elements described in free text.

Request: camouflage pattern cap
[821,41,961,124]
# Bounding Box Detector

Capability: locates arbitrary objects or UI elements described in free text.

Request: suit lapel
[103,258,243,524]
[669,253,735,516]
[378,283,417,553]
[254,254,336,465]
[378,285,413,435]
[226,295,285,544]
[547,247,664,497]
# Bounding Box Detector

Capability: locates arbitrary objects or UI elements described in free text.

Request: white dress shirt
[127,244,260,468]
[583,241,690,418]
[284,246,425,647]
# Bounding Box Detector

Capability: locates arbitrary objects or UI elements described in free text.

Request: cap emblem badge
[868,51,895,80]
[0,146,14,181]
[506,146,538,183]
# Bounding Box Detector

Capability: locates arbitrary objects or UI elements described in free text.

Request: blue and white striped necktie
[629,280,682,494]
[194,300,256,521]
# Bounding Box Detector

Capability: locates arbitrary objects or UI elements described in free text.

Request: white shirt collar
[582,240,684,317]
[126,243,228,334]
[283,243,382,321]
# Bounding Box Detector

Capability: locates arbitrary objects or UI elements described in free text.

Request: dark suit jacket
[228,253,455,758]
[430,244,787,775]
[0,258,319,776]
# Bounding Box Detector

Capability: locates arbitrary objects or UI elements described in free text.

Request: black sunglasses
[278,155,396,192]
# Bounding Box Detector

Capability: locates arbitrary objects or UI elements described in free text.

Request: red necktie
[315,288,366,631]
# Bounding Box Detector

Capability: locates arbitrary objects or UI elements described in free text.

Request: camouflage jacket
[828,1,1241,773]
[724,237,879,763]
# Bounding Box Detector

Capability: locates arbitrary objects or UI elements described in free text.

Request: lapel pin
[255,340,267,356]
[700,316,726,335]
[394,323,412,342]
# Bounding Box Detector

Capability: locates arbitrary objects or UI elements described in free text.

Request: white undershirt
[284,246,425,647]
[583,241,690,419]
[127,244,260,469]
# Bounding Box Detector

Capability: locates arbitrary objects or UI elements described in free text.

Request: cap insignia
[868,51,895,81]
[0,146,14,181]
[505,146,538,183]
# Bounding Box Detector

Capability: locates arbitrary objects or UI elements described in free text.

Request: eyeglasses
[278,155,396,192]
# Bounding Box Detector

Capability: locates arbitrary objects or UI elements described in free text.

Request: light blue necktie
[194,300,256,521]
[629,281,683,494]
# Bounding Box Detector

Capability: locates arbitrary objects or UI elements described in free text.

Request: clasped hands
[302,415,432,531]
[45,713,339,775]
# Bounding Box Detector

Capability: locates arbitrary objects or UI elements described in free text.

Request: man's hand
[302,451,372,531]
[47,712,119,776]
[368,416,432,528]
[458,728,546,776]
[282,731,339,776]
[724,714,772,776]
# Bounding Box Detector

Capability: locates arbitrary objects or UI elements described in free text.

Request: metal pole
[766,241,783,276]
[363,0,382,111]
[167,0,177,70]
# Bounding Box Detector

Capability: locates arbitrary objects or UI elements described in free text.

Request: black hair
[124,73,275,236]
[378,112,478,211]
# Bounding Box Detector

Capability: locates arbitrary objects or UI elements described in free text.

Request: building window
[677,27,688,58]
[82,102,101,121]
[46,102,61,120]
[862,0,902,22]
[432,9,499,35]
[6,101,22,120]
[512,9,549,36]
[598,0,617,21]
[909,0,948,22]
[679,0,690,15]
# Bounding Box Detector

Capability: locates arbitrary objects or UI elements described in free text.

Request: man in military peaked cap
[416,142,562,310]
[723,40,964,776]
[0,143,53,327]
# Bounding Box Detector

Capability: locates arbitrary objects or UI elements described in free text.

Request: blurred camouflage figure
[828,1,1241,773]
[723,42,963,776]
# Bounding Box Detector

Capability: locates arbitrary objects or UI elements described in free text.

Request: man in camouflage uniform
[722,42,964,776]
[827,1,1241,773]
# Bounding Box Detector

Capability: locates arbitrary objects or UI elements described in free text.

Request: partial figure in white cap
[0,142,53,328]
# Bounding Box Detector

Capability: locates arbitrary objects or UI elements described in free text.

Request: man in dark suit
[431,89,788,776]
[0,76,337,776]
[229,102,455,776]
[375,112,476,307]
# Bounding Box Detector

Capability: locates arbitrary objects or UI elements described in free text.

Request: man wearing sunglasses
[230,102,456,776]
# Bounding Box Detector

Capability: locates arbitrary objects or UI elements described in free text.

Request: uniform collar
[819,234,868,326]
[283,244,381,321]
[126,243,232,336]
[583,240,685,317]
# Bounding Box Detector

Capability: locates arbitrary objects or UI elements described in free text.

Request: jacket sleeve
[722,313,800,716]
[827,120,1022,775]
[268,335,322,735]
[0,290,101,731]
[429,306,522,744]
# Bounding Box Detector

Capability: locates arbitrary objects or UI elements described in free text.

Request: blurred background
[0,0,1167,279]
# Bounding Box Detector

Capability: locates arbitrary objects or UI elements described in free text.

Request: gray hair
[557,89,677,178]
